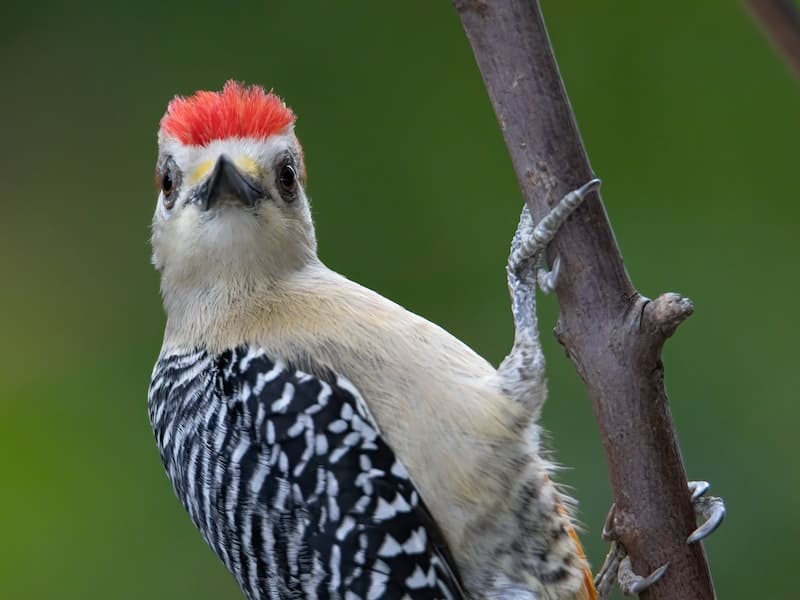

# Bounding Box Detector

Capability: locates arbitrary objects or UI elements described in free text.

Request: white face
[151,132,316,294]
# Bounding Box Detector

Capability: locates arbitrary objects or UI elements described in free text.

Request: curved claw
[596,480,723,597]
[594,541,624,598]
[576,177,602,199]
[537,255,561,294]
[687,496,726,544]
[601,502,617,541]
[688,480,710,501]
[618,556,669,596]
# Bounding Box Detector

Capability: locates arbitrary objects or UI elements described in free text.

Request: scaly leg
[595,481,725,598]
[498,178,601,409]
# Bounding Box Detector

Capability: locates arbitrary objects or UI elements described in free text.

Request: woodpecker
[148,81,723,599]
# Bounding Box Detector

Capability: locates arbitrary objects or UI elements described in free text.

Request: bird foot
[507,177,600,293]
[506,177,600,326]
[686,480,726,544]
[498,178,600,406]
[595,480,725,598]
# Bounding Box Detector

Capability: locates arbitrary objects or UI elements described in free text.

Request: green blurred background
[2,1,797,598]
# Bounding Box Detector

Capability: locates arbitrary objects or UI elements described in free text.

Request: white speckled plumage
[150,345,464,599]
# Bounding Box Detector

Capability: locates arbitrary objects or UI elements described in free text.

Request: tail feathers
[565,519,598,600]
[555,499,598,600]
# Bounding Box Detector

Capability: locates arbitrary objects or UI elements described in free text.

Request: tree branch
[452,2,716,599]
[743,0,800,78]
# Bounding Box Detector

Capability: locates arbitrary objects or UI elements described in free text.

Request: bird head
[151,81,315,303]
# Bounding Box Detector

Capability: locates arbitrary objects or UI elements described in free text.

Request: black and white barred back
[149,345,465,600]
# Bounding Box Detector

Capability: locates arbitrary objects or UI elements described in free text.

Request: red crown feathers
[160,81,296,147]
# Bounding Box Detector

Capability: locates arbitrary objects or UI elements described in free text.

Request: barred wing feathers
[149,345,465,600]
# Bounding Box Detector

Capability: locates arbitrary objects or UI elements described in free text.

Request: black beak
[196,154,264,211]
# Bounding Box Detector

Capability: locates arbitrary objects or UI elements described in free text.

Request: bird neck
[160,257,327,353]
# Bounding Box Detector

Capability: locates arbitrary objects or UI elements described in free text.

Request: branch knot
[645,293,694,339]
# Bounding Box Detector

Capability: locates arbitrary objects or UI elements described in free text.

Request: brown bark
[451,2,716,599]
[743,0,800,79]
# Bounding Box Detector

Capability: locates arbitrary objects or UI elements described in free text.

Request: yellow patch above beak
[190,156,260,186]
[233,156,259,178]
[189,160,214,185]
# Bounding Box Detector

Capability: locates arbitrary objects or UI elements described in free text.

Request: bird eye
[162,172,174,196]
[278,163,297,195]
[158,157,181,209]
